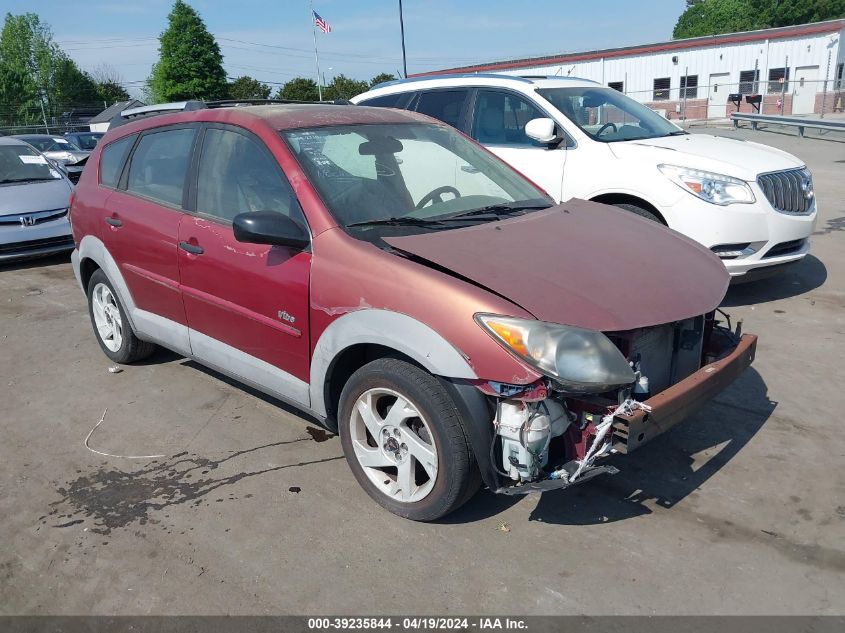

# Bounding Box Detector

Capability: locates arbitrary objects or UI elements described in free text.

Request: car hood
[0,178,72,216]
[609,134,803,180]
[384,199,729,332]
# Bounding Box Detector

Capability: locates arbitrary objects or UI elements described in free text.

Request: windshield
[538,87,682,142]
[0,145,64,184]
[283,123,550,233]
[21,137,81,152]
[68,133,100,150]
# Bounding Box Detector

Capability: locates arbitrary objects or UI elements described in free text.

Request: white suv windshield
[283,123,550,230]
[538,87,683,143]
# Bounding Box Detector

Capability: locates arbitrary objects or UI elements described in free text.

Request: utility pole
[399,0,408,78]
[39,98,50,134]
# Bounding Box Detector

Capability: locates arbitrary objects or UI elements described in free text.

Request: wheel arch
[310,309,478,425]
[589,192,668,225]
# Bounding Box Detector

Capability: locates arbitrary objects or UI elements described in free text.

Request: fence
[616,78,844,122]
[0,101,116,136]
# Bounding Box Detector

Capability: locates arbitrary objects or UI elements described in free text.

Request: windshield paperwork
[283,123,551,235]
[0,145,63,184]
[19,137,81,152]
[538,87,684,143]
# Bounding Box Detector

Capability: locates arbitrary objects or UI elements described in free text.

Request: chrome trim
[0,207,68,226]
[757,167,814,214]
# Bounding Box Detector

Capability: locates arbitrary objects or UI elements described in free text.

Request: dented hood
[384,199,729,332]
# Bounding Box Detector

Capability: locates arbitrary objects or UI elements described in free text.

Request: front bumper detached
[612,333,758,453]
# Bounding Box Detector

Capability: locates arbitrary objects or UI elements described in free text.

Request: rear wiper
[442,200,552,221]
[346,216,447,228]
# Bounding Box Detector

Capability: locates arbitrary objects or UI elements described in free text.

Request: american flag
[313,11,331,33]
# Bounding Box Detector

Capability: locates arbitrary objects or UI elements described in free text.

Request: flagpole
[398,0,408,78]
[309,0,323,101]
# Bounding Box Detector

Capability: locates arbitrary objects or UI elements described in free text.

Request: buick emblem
[20,215,36,227]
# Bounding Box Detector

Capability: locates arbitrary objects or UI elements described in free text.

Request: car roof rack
[109,98,352,129]
[369,73,536,90]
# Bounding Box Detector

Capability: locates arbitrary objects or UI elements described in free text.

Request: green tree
[673,0,845,39]
[228,75,272,100]
[323,74,369,101]
[90,64,131,104]
[370,73,397,88]
[0,12,101,125]
[148,0,227,102]
[673,0,757,38]
[750,0,845,28]
[277,77,320,101]
[51,57,99,106]
[95,81,130,104]
[0,60,39,126]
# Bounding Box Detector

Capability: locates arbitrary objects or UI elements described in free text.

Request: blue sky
[10,0,686,95]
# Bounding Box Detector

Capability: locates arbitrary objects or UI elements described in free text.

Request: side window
[359,93,406,108]
[126,128,195,207]
[414,90,469,128]
[98,134,136,188]
[195,127,305,224]
[472,90,544,146]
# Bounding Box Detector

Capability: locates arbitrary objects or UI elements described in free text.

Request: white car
[353,75,817,278]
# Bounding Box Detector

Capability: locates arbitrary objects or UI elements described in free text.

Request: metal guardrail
[731,112,845,137]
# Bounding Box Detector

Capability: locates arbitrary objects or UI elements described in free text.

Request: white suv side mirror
[525,118,561,145]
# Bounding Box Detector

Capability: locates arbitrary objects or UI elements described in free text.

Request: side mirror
[232,211,310,250]
[524,118,562,146]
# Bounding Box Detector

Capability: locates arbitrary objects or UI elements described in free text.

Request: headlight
[475,314,635,394]
[659,164,755,205]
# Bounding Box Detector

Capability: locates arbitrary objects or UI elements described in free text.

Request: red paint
[102,190,188,326]
[74,103,745,407]
[177,215,311,381]
[384,199,730,332]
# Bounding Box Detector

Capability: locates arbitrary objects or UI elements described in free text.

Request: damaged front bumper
[489,332,757,496]
[612,333,757,453]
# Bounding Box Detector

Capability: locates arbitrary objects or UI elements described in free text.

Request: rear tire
[613,202,663,224]
[338,358,480,521]
[86,269,156,364]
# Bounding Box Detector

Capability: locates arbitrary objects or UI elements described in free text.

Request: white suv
[353,74,817,278]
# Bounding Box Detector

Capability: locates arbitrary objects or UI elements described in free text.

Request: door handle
[105,217,122,227]
[179,241,204,255]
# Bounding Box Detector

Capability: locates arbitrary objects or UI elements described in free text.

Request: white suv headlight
[475,314,635,394]
[659,164,755,205]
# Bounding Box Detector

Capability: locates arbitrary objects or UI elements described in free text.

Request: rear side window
[126,128,195,207]
[414,90,469,128]
[359,93,407,108]
[98,134,136,188]
[195,128,305,224]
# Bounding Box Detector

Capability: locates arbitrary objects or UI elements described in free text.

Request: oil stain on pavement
[44,432,341,535]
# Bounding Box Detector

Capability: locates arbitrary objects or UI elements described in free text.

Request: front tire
[338,358,479,521]
[87,269,156,364]
[613,202,663,224]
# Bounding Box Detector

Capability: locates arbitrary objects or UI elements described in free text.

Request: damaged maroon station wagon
[70,101,757,520]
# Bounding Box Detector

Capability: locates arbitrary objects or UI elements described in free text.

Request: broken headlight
[658,164,755,205]
[475,314,636,394]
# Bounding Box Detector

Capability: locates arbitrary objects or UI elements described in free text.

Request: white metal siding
[495,30,841,104]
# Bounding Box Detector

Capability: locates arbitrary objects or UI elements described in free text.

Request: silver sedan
[0,137,75,262]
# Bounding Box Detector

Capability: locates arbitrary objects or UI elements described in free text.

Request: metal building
[413,20,845,120]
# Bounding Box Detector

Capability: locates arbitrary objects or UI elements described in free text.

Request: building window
[653,77,670,101]
[680,75,698,99]
[739,69,759,94]
[608,81,624,92]
[836,63,844,91]
[767,67,790,94]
